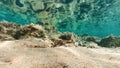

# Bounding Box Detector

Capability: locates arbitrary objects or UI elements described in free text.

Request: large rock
[14,24,46,39]
[99,35,120,47]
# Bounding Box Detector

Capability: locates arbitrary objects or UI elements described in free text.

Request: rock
[99,35,120,47]
[59,32,75,41]
[0,34,14,41]
[56,32,82,47]
[0,21,20,29]
[85,36,100,43]
[0,21,21,36]
[14,24,46,39]
[53,38,79,47]
[0,25,6,34]
[48,33,61,42]
[64,43,77,47]
[38,11,50,18]
[53,39,72,47]
[31,1,45,11]
[82,42,99,48]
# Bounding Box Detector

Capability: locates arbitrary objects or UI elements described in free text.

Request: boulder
[14,24,46,39]
[99,35,120,47]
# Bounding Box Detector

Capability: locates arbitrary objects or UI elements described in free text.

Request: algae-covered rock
[31,1,45,11]
[99,35,120,47]
[50,32,80,47]
[0,21,21,36]
[59,32,75,40]
[14,24,46,39]
[0,25,6,34]
[0,21,20,29]
[0,34,14,41]
[85,36,100,44]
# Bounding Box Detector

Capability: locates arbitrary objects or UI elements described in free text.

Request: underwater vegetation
[0,0,120,37]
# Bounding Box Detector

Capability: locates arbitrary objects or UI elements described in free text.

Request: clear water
[0,3,40,24]
[0,0,120,37]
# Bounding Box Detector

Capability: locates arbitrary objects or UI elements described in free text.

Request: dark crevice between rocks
[15,0,24,7]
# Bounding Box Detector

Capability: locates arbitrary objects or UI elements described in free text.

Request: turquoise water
[0,0,120,37]
[0,4,40,24]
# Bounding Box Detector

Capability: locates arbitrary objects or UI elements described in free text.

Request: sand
[0,40,120,68]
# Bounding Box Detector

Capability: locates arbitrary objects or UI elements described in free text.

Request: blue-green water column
[0,0,120,38]
[57,0,120,37]
[0,3,40,25]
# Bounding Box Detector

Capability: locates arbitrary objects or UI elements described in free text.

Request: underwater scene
[0,0,120,37]
[1,0,120,68]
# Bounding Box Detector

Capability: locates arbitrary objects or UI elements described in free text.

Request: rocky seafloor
[0,21,120,68]
[1,21,120,48]
[0,0,120,67]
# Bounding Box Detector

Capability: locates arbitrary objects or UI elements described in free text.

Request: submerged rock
[0,25,6,34]
[99,35,120,47]
[14,24,46,39]
[0,22,49,40]
[51,32,80,47]
[31,1,45,11]
[85,36,100,44]
[82,42,99,48]
[2,21,120,48]
[0,34,14,41]
[0,21,20,35]
[0,21,20,29]
[59,32,76,41]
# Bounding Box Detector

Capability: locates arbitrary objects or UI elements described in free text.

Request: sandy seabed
[0,40,120,68]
